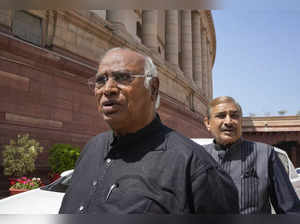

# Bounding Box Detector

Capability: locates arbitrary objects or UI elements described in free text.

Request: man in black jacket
[204,96,300,214]
[59,48,239,214]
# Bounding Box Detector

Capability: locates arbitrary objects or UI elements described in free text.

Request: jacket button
[79,205,84,212]
[106,158,112,164]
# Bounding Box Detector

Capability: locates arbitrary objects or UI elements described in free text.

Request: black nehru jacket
[59,115,239,214]
[204,139,300,214]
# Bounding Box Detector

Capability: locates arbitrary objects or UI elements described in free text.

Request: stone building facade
[0,10,215,170]
[243,116,300,167]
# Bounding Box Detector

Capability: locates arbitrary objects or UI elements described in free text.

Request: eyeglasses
[88,72,151,90]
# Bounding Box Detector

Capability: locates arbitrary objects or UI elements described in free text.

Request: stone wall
[0,33,101,168]
[243,116,300,167]
[0,10,213,170]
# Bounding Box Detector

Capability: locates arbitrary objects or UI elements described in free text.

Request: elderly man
[204,96,300,214]
[59,48,239,214]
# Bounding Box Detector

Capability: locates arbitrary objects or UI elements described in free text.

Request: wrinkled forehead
[211,102,241,114]
[98,50,145,74]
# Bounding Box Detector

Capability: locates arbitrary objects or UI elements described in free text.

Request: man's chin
[102,112,121,121]
[217,135,237,146]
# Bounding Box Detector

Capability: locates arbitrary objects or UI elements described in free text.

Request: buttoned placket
[84,157,114,212]
[103,156,117,200]
[81,141,116,213]
[218,149,232,175]
[217,150,227,164]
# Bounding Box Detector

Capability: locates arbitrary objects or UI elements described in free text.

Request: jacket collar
[104,114,165,159]
[213,138,243,154]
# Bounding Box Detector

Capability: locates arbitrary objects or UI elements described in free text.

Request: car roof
[190,138,213,145]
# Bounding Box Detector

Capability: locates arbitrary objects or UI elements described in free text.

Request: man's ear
[204,117,211,131]
[150,77,159,101]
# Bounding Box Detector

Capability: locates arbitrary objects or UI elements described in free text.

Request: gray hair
[101,47,160,109]
[143,56,160,109]
[207,96,243,119]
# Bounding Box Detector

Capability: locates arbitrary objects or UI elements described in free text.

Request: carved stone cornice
[243,116,300,132]
[58,10,113,42]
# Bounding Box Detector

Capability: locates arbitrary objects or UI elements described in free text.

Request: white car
[275,148,300,198]
[0,170,73,214]
[191,138,300,199]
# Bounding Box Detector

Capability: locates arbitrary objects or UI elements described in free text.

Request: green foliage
[2,134,44,177]
[48,143,80,174]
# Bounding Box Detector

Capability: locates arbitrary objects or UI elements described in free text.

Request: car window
[41,174,72,193]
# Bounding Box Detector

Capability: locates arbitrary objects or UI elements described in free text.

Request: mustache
[101,99,121,106]
[221,127,235,131]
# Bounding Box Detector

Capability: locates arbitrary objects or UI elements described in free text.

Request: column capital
[191,10,201,15]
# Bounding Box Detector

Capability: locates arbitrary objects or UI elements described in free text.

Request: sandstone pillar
[165,10,179,65]
[142,10,157,52]
[106,10,128,31]
[181,10,193,79]
[207,44,213,100]
[192,11,202,87]
[201,28,208,96]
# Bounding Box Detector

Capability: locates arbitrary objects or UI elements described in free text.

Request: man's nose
[103,78,119,96]
[224,114,233,124]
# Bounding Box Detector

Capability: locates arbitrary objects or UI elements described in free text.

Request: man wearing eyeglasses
[59,48,239,214]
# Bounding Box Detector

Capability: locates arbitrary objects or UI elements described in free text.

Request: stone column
[181,10,193,79]
[106,10,128,31]
[142,10,157,52]
[206,40,210,99]
[208,44,213,100]
[192,10,202,87]
[165,10,179,65]
[201,28,208,96]
[209,69,213,100]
